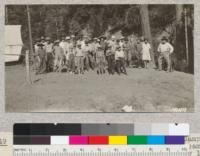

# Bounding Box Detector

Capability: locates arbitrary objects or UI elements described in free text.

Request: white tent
[5,25,23,62]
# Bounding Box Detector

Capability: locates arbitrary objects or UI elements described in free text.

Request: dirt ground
[5,65,194,112]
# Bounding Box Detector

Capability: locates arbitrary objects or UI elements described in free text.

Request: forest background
[5,4,194,73]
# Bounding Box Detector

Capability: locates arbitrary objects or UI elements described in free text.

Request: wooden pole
[25,50,31,84]
[26,5,33,84]
[26,5,34,58]
[5,6,8,24]
[184,8,189,66]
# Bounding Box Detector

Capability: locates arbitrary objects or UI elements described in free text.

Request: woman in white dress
[142,39,151,69]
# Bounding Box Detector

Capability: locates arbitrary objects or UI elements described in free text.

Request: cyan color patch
[147,136,165,144]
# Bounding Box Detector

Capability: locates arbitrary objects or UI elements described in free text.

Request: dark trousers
[84,54,90,70]
[158,52,171,72]
[37,56,46,74]
[136,52,143,68]
[107,54,115,74]
[116,57,127,75]
[68,54,75,72]
[46,53,53,72]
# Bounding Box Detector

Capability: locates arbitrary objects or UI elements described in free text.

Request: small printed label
[172,107,187,112]
[0,133,13,156]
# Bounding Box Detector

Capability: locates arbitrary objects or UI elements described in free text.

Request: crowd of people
[33,35,174,75]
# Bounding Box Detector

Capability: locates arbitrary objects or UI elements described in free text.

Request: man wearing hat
[53,40,64,72]
[63,36,73,66]
[74,43,84,74]
[59,36,67,57]
[157,36,174,72]
[45,37,54,72]
[36,43,47,74]
[34,38,41,72]
[96,45,106,75]
[41,36,46,46]
[108,35,117,56]
[82,41,91,71]
[106,45,115,75]
[123,37,131,67]
[134,38,143,68]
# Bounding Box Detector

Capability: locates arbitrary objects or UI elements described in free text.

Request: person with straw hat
[53,40,64,72]
[115,46,127,75]
[36,43,46,74]
[106,45,115,75]
[34,38,41,71]
[157,36,174,72]
[45,37,54,72]
[74,43,84,74]
[96,45,106,75]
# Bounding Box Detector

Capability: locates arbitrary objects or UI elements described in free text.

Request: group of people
[34,35,174,75]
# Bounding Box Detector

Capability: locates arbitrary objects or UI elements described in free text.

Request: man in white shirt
[45,37,53,72]
[157,36,174,72]
[34,38,41,71]
[115,46,127,75]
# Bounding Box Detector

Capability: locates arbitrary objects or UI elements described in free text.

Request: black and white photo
[5,4,194,112]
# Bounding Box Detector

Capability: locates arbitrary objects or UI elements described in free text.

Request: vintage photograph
[5,4,194,112]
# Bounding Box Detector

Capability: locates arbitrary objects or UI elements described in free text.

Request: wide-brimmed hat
[45,37,51,41]
[120,36,125,40]
[65,36,70,40]
[111,35,116,39]
[161,36,168,41]
[37,43,44,46]
[98,45,102,49]
[54,40,60,43]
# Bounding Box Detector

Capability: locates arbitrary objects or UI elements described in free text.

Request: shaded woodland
[5,4,194,73]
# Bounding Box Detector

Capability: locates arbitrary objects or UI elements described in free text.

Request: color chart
[14,123,189,145]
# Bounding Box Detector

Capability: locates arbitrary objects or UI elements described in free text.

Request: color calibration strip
[14,123,189,145]
[14,135,186,145]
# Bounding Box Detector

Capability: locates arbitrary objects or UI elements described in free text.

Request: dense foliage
[6,4,194,73]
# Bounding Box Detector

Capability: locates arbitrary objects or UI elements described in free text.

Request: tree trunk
[175,5,184,71]
[176,5,183,25]
[139,5,155,67]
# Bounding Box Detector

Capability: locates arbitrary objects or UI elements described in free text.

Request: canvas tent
[5,25,23,62]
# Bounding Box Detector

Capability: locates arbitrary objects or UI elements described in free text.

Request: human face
[161,40,166,44]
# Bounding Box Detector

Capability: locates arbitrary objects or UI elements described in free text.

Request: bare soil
[5,65,194,112]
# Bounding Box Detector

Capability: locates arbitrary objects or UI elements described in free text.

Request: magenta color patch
[69,136,88,145]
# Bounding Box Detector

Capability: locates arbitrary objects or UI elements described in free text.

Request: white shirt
[34,44,39,53]
[142,43,151,53]
[45,43,53,53]
[115,50,125,60]
[158,42,174,54]
[59,41,66,50]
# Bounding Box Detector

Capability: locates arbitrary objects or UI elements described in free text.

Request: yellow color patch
[109,136,127,145]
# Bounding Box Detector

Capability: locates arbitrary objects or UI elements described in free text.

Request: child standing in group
[141,38,151,69]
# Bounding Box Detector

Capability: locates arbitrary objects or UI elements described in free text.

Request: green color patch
[127,136,148,144]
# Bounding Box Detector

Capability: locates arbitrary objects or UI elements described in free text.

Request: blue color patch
[147,136,165,144]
